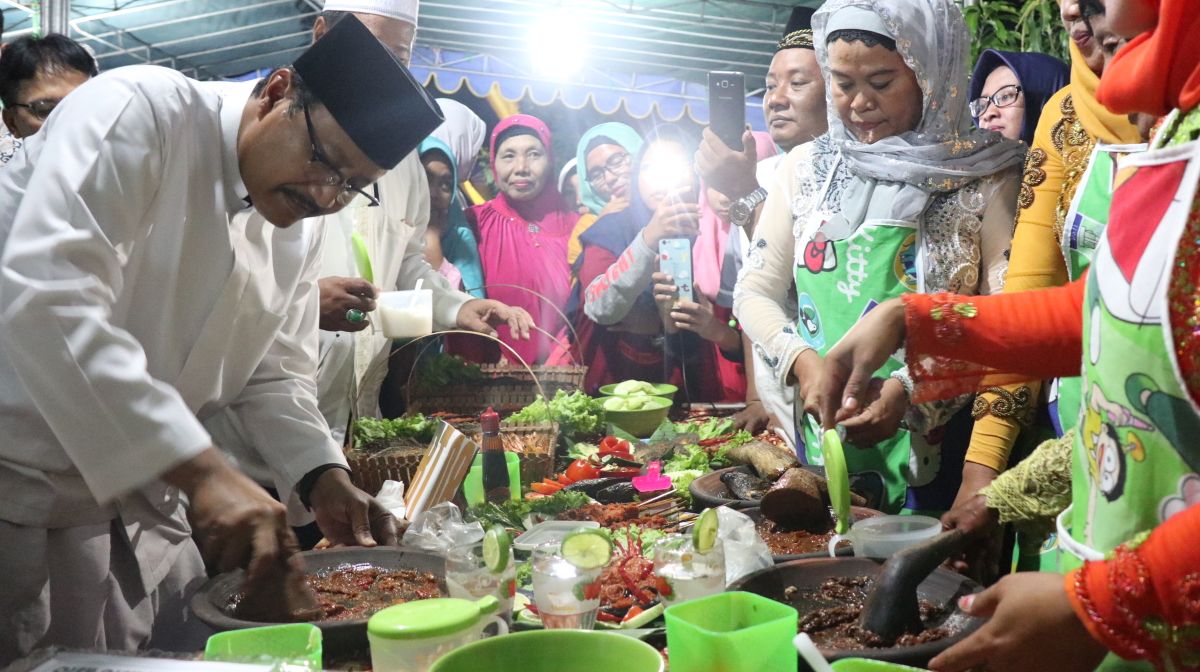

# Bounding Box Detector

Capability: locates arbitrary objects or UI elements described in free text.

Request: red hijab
[1096,0,1200,116]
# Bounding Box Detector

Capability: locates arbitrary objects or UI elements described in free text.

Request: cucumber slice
[560,529,613,570]
[620,602,665,629]
[483,526,511,573]
[692,508,719,553]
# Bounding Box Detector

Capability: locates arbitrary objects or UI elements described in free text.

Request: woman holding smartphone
[734,0,1025,514]
[573,127,740,401]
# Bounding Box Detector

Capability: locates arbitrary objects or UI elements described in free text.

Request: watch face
[730,202,750,225]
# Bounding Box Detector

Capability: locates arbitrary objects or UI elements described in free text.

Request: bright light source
[529,8,589,78]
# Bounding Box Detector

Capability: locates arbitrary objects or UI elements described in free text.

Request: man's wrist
[298,464,353,509]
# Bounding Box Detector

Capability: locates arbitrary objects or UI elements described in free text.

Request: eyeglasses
[969,85,1023,119]
[302,102,379,207]
[586,152,631,187]
[10,98,60,120]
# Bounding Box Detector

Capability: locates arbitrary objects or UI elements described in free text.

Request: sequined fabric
[1166,115,1200,410]
[1052,94,1098,244]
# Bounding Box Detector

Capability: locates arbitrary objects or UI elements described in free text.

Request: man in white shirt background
[0,33,97,145]
[694,6,829,443]
[310,0,534,443]
[0,17,439,664]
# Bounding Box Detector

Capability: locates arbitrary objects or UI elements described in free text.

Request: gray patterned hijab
[811,0,1025,231]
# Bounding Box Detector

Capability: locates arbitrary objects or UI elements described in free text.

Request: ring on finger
[346,308,366,324]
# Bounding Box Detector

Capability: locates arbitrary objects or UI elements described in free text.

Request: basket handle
[389,329,550,413]
[462,283,582,352]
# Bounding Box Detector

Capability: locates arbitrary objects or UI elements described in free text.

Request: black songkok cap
[777,6,816,51]
[293,14,444,170]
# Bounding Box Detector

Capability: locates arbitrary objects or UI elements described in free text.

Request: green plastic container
[831,660,927,671]
[664,591,798,672]
[462,451,521,506]
[429,629,664,672]
[603,395,673,438]
[598,382,678,401]
[203,623,322,668]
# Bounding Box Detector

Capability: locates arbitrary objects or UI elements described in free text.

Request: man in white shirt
[309,1,533,442]
[0,16,441,663]
[695,7,828,441]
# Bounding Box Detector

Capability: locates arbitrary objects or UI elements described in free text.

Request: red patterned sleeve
[1066,503,1200,669]
[903,278,1087,403]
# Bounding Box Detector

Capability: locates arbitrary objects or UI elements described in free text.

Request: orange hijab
[1096,0,1200,116]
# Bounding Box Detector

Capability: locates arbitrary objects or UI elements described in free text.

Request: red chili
[698,436,732,447]
[618,558,653,605]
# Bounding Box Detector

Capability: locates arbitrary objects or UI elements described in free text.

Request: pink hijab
[473,114,579,365]
[692,131,779,301]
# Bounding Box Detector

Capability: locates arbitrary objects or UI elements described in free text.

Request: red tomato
[557,473,574,485]
[565,459,601,482]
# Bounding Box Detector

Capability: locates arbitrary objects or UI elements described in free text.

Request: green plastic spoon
[351,232,374,284]
[820,427,852,535]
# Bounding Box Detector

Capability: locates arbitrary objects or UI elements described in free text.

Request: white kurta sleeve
[389,157,471,328]
[229,224,346,503]
[733,145,812,391]
[0,77,211,504]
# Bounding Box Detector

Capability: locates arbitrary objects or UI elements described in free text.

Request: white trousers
[0,518,211,667]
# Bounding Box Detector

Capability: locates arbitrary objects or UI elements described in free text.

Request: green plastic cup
[664,591,798,672]
[831,660,927,671]
[204,623,322,668]
[429,629,664,672]
[462,451,522,506]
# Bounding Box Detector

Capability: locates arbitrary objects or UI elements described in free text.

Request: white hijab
[430,98,486,180]
[811,0,1025,229]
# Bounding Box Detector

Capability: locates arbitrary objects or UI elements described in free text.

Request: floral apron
[794,157,961,514]
[1057,116,1200,670]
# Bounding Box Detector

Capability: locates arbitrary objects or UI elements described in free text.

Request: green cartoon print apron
[794,157,953,515]
[1020,142,1148,572]
[1057,117,1200,670]
[1050,142,1149,437]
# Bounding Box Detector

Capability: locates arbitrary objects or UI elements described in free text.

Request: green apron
[1022,142,1148,572]
[793,157,945,514]
[1058,116,1200,670]
[1052,142,1149,436]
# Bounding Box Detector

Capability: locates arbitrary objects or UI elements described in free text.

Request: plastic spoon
[819,427,852,535]
[793,633,835,672]
[632,461,673,493]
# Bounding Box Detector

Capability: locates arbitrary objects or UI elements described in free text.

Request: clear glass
[530,543,605,630]
[444,542,517,624]
[653,535,725,604]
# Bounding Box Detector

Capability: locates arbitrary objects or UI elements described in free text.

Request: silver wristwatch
[729,187,767,227]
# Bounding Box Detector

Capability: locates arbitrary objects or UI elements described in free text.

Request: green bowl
[603,395,672,438]
[598,382,678,401]
[430,630,664,672]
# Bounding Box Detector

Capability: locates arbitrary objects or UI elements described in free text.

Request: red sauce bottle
[480,407,511,503]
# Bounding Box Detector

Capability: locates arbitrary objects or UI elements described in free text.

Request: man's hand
[456,299,534,340]
[319,277,378,332]
[309,468,402,547]
[793,349,826,425]
[165,448,298,578]
[695,127,760,199]
[929,573,1108,672]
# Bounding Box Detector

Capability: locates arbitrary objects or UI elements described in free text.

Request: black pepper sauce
[480,407,510,503]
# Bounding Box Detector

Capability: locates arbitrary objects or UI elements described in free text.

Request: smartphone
[659,238,694,303]
[708,71,746,151]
